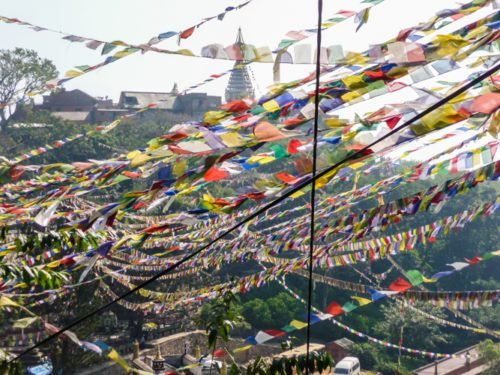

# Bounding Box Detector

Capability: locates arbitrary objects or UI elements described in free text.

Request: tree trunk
[0,110,6,131]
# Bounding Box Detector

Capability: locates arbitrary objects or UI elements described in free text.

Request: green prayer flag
[482,252,494,260]
[281,325,297,333]
[278,40,295,50]
[342,301,358,313]
[270,144,290,159]
[101,43,118,55]
[406,269,424,286]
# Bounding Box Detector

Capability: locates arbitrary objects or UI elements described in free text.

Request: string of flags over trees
[0,0,499,374]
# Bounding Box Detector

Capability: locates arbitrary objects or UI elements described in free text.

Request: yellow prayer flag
[46,260,61,268]
[220,132,246,147]
[343,52,369,65]
[246,155,275,165]
[173,159,187,177]
[349,162,365,170]
[341,75,366,90]
[176,49,195,56]
[290,190,306,198]
[65,70,83,78]
[0,296,20,308]
[112,50,135,59]
[324,117,348,128]
[262,99,280,112]
[107,348,130,371]
[255,47,273,63]
[341,90,362,102]
[352,296,372,306]
[289,320,309,330]
[233,345,254,353]
[203,111,226,125]
[434,34,470,57]
[423,276,438,283]
[315,166,340,189]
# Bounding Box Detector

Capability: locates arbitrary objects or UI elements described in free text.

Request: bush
[375,361,411,375]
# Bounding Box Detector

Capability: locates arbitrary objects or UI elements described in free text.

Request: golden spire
[155,345,163,361]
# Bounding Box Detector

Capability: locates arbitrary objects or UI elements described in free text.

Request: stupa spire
[225,27,255,102]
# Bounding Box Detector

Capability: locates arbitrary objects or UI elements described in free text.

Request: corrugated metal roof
[52,111,91,122]
[120,91,177,110]
[331,338,354,349]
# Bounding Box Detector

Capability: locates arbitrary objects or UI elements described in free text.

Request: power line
[305,0,323,374]
[11,60,500,363]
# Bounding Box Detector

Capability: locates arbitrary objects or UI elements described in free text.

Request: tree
[477,340,500,375]
[373,302,449,350]
[350,343,380,369]
[198,291,244,350]
[241,293,304,329]
[0,48,57,130]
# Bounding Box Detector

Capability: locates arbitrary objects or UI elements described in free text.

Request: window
[124,96,139,106]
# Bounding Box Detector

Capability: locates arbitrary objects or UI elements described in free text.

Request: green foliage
[0,262,69,289]
[243,351,334,375]
[374,361,411,375]
[477,339,500,375]
[350,343,379,369]
[0,48,58,129]
[373,302,449,350]
[198,291,244,350]
[0,359,24,375]
[241,292,304,329]
[468,305,500,330]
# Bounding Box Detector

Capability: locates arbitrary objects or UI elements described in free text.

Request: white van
[334,357,361,375]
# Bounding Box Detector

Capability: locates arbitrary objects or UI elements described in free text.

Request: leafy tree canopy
[0,48,58,130]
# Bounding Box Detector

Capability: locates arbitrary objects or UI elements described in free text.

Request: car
[334,356,361,375]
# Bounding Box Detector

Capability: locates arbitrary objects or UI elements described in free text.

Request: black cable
[305,0,323,373]
[11,60,500,363]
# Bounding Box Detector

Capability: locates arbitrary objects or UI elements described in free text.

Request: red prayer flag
[288,139,304,154]
[465,256,482,265]
[123,171,142,179]
[385,115,402,129]
[9,166,26,181]
[276,172,299,185]
[265,329,285,337]
[470,93,500,114]
[282,117,307,127]
[389,277,413,292]
[221,100,251,113]
[204,167,229,182]
[179,26,196,40]
[325,301,345,316]
[213,348,227,358]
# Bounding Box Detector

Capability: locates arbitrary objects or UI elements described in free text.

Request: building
[37,89,128,123]
[325,337,354,363]
[225,28,255,103]
[119,85,221,117]
[36,84,222,124]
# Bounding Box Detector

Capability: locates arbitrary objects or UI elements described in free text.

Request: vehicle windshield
[334,368,350,374]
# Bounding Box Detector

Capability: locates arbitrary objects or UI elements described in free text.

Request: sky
[0,0,497,165]
[0,0,465,102]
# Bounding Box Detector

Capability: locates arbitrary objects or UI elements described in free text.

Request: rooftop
[119,91,177,110]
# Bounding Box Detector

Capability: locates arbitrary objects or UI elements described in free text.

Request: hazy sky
[0,0,463,101]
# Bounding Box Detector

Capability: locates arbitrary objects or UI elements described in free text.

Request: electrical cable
[304,0,323,373]
[10,59,500,364]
